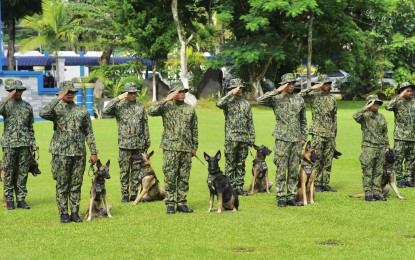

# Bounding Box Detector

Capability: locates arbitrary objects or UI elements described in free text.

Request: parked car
[294,72,318,92]
[378,70,396,87]
[329,70,349,92]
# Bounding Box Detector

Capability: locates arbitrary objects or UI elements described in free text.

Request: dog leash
[88,160,95,177]
[194,154,207,169]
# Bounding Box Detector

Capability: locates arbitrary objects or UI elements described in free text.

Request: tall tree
[19,0,74,84]
[1,0,41,70]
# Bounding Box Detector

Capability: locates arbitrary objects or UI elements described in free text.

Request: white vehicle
[329,70,349,92]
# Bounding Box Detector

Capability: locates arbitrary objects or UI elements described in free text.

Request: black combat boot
[6,200,15,210]
[176,205,194,213]
[60,214,70,223]
[17,200,30,209]
[70,213,83,223]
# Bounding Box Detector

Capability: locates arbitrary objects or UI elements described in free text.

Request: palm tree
[18,0,74,85]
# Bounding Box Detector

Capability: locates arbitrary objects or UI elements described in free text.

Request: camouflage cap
[279,73,297,85]
[59,81,78,93]
[168,82,189,94]
[317,74,332,84]
[7,80,27,92]
[397,82,415,93]
[366,94,383,106]
[124,82,139,93]
[228,78,246,89]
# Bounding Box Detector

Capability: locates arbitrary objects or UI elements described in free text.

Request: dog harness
[207,170,229,191]
[301,157,314,176]
[252,159,268,178]
[93,177,106,201]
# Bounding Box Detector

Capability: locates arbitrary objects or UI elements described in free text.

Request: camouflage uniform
[103,83,150,200]
[257,74,307,202]
[299,74,337,189]
[353,95,389,197]
[385,82,415,185]
[0,80,35,205]
[148,84,198,208]
[216,79,255,192]
[39,82,97,215]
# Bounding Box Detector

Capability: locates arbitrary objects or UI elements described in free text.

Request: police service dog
[204,150,239,213]
[131,151,166,205]
[248,144,273,195]
[296,141,321,205]
[85,159,112,221]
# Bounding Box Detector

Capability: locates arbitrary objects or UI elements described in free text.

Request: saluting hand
[6,90,16,100]
[276,83,288,93]
[364,100,375,110]
[165,91,178,102]
[118,92,128,100]
[57,90,68,101]
[311,83,323,90]
[231,87,241,96]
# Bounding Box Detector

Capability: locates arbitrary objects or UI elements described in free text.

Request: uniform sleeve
[148,101,167,117]
[102,97,120,116]
[143,109,150,150]
[334,100,338,137]
[385,97,399,111]
[298,88,313,103]
[353,108,366,124]
[39,98,60,121]
[300,103,307,141]
[216,91,233,109]
[383,118,390,148]
[82,113,98,155]
[29,105,36,146]
[257,90,279,107]
[0,100,7,116]
[192,111,199,150]
[248,107,255,145]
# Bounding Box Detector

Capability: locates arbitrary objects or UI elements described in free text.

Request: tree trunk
[306,14,313,90]
[152,60,157,102]
[248,58,272,99]
[6,14,15,71]
[171,0,192,89]
[99,46,113,66]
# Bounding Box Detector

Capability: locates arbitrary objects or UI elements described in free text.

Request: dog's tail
[349,193,365,198]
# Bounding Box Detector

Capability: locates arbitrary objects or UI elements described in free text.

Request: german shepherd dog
[248,144,273,195]
[85,159,112,221]
[1,151,41,207]
[131,151,166,205]
[204,151,239,213]
[350,149,404,200]
[296,141,321,205]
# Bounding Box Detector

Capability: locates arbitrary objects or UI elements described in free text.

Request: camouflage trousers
[273,140,302,201]
[311,135,335,186]
[393,140,415,182]
[2,147,31,202]
[51,155,86,215]
[118,148,143,197]
[224,141,249,190]
[162,150,192,206]
[359,146,384,196]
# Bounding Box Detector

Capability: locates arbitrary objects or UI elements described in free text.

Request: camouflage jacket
[39,99,98,156]
[216,91,255,143]
[0,99,36,148]
[385,96,415,141]
[353,108,389,148]
[148,100,198,152]
[103,98,150,150]
[299,89,337,138]
[257,90,307,142]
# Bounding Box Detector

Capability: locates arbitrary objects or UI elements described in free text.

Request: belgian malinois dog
[296,141,321,205]
[85,159,112,221]
[131,151,166,205]
[248,144,273,195]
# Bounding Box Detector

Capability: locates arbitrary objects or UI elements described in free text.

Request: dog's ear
[96,159,102,169]
[106,160,110,167]
[215,150,221,160]
[253,144,259,150]
[204,152,210,161]
[147,150,154,159]
[306,141,311,149]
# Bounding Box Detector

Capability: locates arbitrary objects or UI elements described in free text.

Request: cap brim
[398,85,415,93]
[279,80,296,85]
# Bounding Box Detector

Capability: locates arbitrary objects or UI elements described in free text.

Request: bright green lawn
[1,100,415,259]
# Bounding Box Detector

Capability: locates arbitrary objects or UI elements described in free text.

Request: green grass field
[1,100,415,259]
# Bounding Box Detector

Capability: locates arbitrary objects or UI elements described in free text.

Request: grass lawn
[1,100,415,259]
